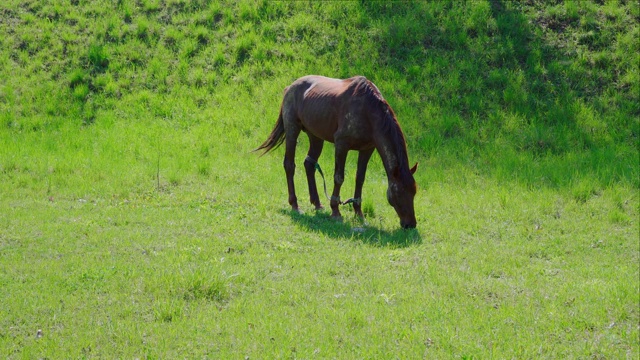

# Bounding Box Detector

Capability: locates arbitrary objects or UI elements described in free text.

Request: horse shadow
[280,209,422,248]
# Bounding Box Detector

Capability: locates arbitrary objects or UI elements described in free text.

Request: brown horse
[255,75,417,229]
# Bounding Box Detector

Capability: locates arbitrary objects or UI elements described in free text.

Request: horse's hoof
[314,205,325,211]
[292,207,303,214]
[330,214,343,222]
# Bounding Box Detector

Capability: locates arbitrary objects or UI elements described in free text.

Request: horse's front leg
[330,142,349,220]
[353,148,374,219]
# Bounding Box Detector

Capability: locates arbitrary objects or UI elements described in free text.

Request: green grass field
[1,0,638,358]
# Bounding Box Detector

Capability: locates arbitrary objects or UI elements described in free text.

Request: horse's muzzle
[401,220,417,229]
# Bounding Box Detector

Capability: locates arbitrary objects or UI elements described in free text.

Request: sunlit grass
[0,0,637,358]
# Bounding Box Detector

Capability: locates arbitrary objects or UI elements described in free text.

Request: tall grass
[2,0,636,189]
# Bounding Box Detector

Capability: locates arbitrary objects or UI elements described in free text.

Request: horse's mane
[354,78,410,170]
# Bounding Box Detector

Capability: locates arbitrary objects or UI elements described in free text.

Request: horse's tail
[254,103,285,155]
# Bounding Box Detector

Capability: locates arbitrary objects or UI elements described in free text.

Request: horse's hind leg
[353,148,374,219]
[304,134,325,210]
[283,117,301,212]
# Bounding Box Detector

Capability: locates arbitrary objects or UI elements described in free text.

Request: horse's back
[281,75,376,146]
[286,75,364,95]
[287,75,370,112]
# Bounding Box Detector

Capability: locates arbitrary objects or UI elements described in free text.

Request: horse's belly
[299,112,339,143]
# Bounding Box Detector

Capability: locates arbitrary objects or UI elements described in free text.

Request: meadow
[0,0,638,358]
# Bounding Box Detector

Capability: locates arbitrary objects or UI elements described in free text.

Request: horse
[255,75,418,229]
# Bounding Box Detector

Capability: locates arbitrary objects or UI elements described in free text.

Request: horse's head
[387,163,418,229]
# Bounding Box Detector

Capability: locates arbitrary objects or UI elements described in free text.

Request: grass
[2,166,637,358]
[1,0,638,358]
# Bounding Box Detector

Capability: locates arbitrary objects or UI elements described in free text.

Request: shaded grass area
[284,209,423,248]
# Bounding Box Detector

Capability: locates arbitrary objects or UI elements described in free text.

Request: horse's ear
[410,163,418,175]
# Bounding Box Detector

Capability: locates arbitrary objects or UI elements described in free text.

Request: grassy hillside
[0,1,638,358]
[1,1,638,180]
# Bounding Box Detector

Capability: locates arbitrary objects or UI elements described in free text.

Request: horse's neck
[374,132,407,179]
